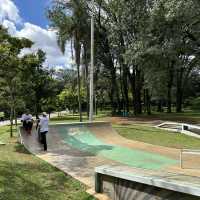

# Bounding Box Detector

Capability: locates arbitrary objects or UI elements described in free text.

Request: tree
[48,0,91,121]
[148,0,200,112]
[21,50,57,116]
[0,26,33,136]
[45,0,200,116]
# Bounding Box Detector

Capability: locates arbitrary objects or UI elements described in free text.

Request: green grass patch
[50,112,109,124]
[0,125,17,144]
[147,111,200,123]
[114,124,200,149]
[0,126,95,200]
[50,110,200,124]
[125,111,200,124]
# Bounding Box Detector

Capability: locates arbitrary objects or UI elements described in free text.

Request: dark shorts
[23,120,33,130]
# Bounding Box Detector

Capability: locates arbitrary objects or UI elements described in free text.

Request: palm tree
[48,0,90,122]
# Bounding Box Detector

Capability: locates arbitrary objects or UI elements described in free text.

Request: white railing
[156,122,200,138]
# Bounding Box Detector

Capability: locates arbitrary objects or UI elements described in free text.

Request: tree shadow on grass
[0,160,95,200]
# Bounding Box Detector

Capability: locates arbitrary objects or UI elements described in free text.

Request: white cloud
[0,0,71,68]
[16,23,71,67]
[0,0,21,23]
[2,19,16,34]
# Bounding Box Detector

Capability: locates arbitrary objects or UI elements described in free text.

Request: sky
[0,0,71,69]
[13,0,49,28]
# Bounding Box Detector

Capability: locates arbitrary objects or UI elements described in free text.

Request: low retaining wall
[95,165,200,200]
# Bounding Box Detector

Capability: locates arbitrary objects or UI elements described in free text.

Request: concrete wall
[97,174,198,200]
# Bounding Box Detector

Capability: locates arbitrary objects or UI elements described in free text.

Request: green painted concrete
[56,125,177,170]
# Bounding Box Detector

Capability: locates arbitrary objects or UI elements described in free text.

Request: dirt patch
[102,117,164,126]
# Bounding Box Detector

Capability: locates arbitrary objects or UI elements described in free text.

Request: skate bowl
[20,122,200,200]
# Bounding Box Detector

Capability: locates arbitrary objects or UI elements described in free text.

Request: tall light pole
[89,0,94,122]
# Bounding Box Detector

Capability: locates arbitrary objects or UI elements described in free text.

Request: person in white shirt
[21,113,27,128]
[21,111,33,134]
[39,112,49,151]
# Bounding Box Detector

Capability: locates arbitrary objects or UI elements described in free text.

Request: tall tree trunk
[119,63,125,113]
[101,46,120,115]
[157,99,163,112]
[144,89,147,113]
[83,44,89,118]
[176,68,184,112]
[144,89,151,115]
[122,65,129,114]
[14,107,17,126]
[34,99,40,118]
[9,85,14,137]
[96,23,120,115]
[135,68,143,114]
[119,34,129,114]
[107,55,120,115]
[74,38,82,122]
[128,68,143,115]
[167,87,172,113]
[10,105,13,138]
[13,91,17,126]
[77,64,82,122]
[94,94,98,115]
[128,67,136,115]
[110,67,118,115]
[167,61,175,113]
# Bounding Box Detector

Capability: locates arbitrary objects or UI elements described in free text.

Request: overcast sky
[0,0,71,69]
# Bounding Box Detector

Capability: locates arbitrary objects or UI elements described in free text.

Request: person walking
[26,114,33,134]
[21,113,27,129]
[35,115,41,142]
[39,112,49,151]
[21,110,33,134]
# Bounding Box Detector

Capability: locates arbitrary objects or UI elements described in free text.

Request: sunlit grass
[50,111,110,123]
[114,124,200,149]
[0,126,95,200]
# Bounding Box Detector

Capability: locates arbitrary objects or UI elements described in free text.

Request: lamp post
[89,0,94,122]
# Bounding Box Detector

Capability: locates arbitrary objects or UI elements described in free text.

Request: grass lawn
[0,126,95,200]
[136,111,200,124]
[114,124,200,149]
[49,112,110,125]
[50,111,110,122]
[50,110,200,124]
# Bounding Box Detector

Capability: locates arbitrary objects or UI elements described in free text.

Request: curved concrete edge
[50,121,111,127]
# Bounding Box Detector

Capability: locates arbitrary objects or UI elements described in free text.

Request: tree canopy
[1,0,200,132]
[47,0,200,115]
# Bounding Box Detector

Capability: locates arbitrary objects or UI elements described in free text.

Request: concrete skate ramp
[55,122,177,170]
[20,122,200,195]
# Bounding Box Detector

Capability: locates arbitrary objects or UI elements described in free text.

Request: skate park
[1,0,200,199]
[20,121,200,200]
